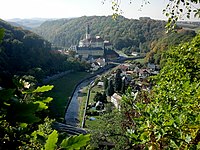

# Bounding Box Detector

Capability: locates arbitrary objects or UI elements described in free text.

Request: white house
[96,58,106,67]
[111,93,122,110]
[139,69,151,79]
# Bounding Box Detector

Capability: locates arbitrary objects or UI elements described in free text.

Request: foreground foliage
[0,76,54,149]
[0,76,91,149]
[122,33,200,149]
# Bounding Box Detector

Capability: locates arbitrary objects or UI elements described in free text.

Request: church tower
[85,24,90,39]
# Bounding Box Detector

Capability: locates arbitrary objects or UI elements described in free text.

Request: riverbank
[64,64,117,126]
[45,71,89,122]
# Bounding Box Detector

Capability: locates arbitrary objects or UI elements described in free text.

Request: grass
[46,71,89,122]
[78,82,105,126]
[78,86,88,126]
[132,58,145,64]
[85,116,103,128]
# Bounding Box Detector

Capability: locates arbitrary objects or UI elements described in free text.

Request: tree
[93,92,107,103]
[115,69,122,92]
[106,80,115,96]
[94,92,103,102]
[0,76,54,149]
[103,77,108,91]
[102,91,107,103]
[122,33,200,149]
[121,77,126,94]
[0,76,91,149]
[0,28,4,42]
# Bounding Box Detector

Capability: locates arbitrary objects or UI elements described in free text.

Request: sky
[0,0,199,21]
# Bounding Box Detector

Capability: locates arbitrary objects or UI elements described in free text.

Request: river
[64,79,91,126]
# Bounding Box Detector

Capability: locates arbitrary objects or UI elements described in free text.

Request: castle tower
[86,24,90,39]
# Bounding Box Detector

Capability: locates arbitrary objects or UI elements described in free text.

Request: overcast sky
[0,0,199,21]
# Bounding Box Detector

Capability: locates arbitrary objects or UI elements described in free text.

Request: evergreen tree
[106,80,114,96]
[115,69,122,92]
[121,78,126,94]
[102,91,107,103]
[103,77,108,91]
[94,92,107,103]
[94,92,103,102]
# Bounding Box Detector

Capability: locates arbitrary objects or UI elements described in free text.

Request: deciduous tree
[122,33,200,149]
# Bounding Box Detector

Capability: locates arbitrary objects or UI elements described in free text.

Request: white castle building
[76,25,112,58]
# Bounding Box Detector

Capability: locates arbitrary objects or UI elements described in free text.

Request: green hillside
[33,16,166,53]
[0,19,50,76]
[0,19,88,87]
[145,29,197,65]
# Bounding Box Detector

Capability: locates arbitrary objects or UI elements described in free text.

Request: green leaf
[34,101,48,111]
[60,134,90,150]
[139,132,149,142]
[164,119,174,126]
[185,134,191,143]
[42,97,53,103]
[33,85,54,93]
[19,123,28,128]
[45,130,58,150]
[170,140,179,148]
[9,102,40,124]
[197,142,200,149]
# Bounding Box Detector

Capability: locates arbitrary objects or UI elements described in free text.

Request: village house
[111,93,122,110]
[97,81,104,87]
[139,69,151,79]
[118,64,130,72]
[96,58,106,67]
[147,63,156,71]
[91,62,100,71]
[91,58,106,71]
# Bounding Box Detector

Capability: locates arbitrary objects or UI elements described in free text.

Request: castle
[76,25,112,59]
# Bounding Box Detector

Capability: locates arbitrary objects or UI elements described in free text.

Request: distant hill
[177,21,200,32]
[33,16,167,53]
[7,21,31,30]
[6,18,52,29]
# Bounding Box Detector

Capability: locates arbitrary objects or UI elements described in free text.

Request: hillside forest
[33,16,197,64]
[0,19,90,87]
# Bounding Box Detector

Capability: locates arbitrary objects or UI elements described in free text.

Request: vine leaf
[61,134,90,150]
[44,130,58,150]
[33,85,54,93]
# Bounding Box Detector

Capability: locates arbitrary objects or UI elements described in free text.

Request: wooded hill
[0,19,49,77]
[0,19,87,87]
[33,16,167,53]
[145,29,196,65]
